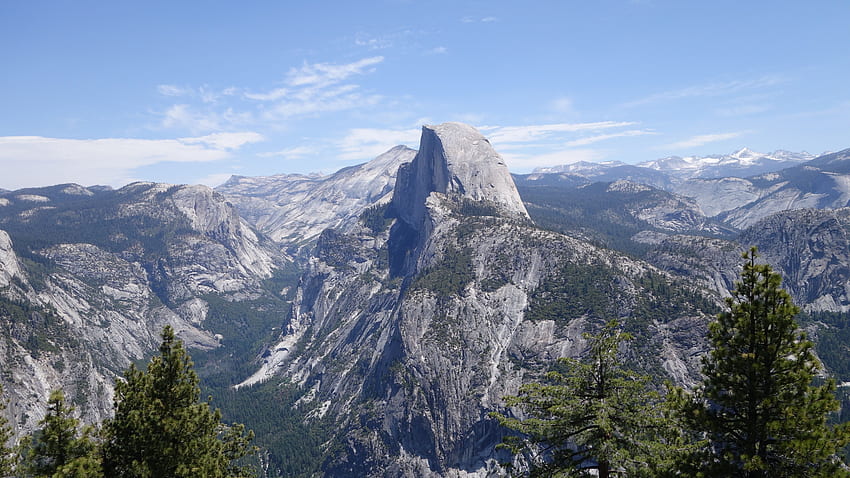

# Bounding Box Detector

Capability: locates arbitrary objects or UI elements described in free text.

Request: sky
[1,0,848,190]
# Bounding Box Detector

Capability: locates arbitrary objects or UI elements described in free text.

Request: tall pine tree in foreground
[102,326,256,478]
[674,247,850,477]
[17,389,101,478]
[492,320,677,477]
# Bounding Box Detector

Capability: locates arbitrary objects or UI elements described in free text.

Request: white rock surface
[218,146,416,244]
[392,123,529,229]
[0,230,22,287]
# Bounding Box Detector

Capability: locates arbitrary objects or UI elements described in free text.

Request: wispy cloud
[473,122,654,172]
[179,132,264,150]
[659,132,745,150]
[157,84,191,97]
[244,88,288,101]
[564,129,656,147]
[624,76,786,108]
[257,145,318,159]
[714,104,771,117]
[501,149,605,172]
[161,104,253,135]
[162,57,386,133]
[427,46,448,55]
[0,133,263,189]
[462,16,498,23]
[481,121,636,146]
[157,84,236,103]
[337,127,421,161]
[285,56,384,88]
[194,172,235,188]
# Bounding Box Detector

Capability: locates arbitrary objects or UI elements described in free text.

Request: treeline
[0,326,256,478]
[493,248,850,477]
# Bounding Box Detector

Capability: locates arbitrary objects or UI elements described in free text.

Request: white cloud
[427,46,448,55]
[244,87,289,101]
[286,56,384,88]
[158,84,190,97]
[194,172,235,188]
[337,127,421,161]
[162,104,223,133]
[481,121,636,146]
[462,16,498,23]
[0,133,263,189]
[265,90,382,119]
[501,149,606,172]
[355,35,394,50]
[187,57,386,125]
[624,76,786,108]
[179,132,264,150]
[257,146,318,159]
[714,104,770,117]
[564,129,656,147]
[659,132,745,150]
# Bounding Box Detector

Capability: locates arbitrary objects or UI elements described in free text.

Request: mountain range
[1,123,850,477]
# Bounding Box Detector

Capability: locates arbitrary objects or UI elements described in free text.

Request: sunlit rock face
[392,122,529,231]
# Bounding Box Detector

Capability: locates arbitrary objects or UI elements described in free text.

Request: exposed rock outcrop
[392,123,529,231]
[218,145,416,247]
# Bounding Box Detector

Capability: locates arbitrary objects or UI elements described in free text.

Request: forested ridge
[4,250,849,477]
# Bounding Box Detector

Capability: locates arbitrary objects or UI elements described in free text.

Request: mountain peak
[732,147,758,158]
[391,123,529,228]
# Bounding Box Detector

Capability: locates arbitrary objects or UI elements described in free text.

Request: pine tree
[102,325,256,478]
[676,247,850,477]
[17,389,101,478]
[492,320,677,477]
[0,385,14,476]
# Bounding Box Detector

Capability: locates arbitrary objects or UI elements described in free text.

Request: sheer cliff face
[263,124,712,477]
[392,123,529,231]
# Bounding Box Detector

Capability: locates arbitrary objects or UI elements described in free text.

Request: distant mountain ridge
[534,148,815,183]
[217,145,416,248]
[639,147,815,180]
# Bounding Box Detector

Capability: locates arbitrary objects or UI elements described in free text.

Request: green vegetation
[410,245,474,297]
[192,294,291,389]
[515,179,731,257]
[492,321,679,477]
[359,203,393,234]
[454,197,501,217]
[8,327,263,478]
[0,294,73,358]
[516,182,656,255]
[671,248,850,476]
[0,186,193,262]
[798,310,850,382]
[525,261,618,323]
[500,249,850,476]
[17,390,101,478]
[0,386,13,476]
[214,381,336,477]
[102,326,257,478]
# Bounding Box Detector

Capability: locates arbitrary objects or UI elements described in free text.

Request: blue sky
[1,0,848,189]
